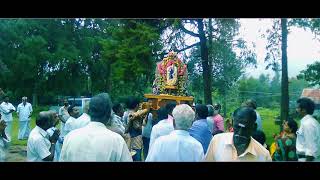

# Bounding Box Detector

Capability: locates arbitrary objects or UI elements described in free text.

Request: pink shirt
[212,114,224,132]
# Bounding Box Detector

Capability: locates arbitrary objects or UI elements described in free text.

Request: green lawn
[258,107,301,146]
[258,108,280,146]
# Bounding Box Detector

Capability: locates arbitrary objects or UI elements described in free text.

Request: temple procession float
[144,51,194,111]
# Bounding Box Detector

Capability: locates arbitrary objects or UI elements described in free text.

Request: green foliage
[99,20,162,100]
[237,74,309,109]
[187,19,256,107]
[298,61,320,86]
[0,19,164,104]
[264,19,282,71]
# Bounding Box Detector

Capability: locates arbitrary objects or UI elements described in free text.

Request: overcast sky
[239,18,320,78]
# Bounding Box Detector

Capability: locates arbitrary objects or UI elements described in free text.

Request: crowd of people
[1,91,320,162]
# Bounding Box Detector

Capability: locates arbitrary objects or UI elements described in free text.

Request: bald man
[27,111,60,162]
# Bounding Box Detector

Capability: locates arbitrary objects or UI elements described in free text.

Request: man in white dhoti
[0,95,15,141]
[17,97,33,140]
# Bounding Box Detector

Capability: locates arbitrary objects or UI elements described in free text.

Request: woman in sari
[272,119,298,161]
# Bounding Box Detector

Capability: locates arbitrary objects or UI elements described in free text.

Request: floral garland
[153,52,189,96]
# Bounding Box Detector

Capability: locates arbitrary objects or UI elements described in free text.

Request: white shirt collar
[35,126,49,139]
[171,130,189,136]
[225,133,258,157]
[301,114,313,121]
[87,121,107,128]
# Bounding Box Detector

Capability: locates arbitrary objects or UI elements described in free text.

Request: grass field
[10,106,50,146]
[258,108,281,146]
[9,106,292,147]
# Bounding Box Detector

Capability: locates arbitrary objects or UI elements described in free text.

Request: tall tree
[197,19,212,105]
[174,19,256,105]
[264,18,320,131]
[280,18,289,130]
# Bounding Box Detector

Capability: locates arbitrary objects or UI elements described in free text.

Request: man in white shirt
[59,93,132,162]
[107,103,125,136]
[75,101,91,129]
[0,95,16,141]
[17,97,33,140]
[58,99,70,137]
[0,116,10,162]
[205,107,271,161]
[27,111,60,162]
[296,97,320,161]
[146,104,204,162]
[63,104,81,136]
[149,102,176,149]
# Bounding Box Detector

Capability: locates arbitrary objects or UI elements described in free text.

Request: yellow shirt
[204,132,272,161]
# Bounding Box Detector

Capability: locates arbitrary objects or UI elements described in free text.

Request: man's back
[205,132,271,161]
[149,119,174,149]
[75,113,90,129]
[63,116,78,136]
[146,130,204,162]
[27,126,51,162]
[60,122,132,162]
[189,119,212,153]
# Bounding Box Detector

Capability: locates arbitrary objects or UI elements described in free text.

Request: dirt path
[5,145,27,162]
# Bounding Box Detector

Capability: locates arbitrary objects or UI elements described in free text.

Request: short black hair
[89,93,112,124]
[112,103,123,114]
[126,96,140,110]
[297,97,315,115]
[207,105,214,116]
[157,107,169,121]
[213,103,221,110]
[165,102,177,114]
[195,104,208,119]
[67,104,76,114]
[242,99,257,109]
[233,107,257,125]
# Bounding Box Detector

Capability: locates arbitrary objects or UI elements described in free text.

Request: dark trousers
[142,137,150,160]
[132,149,142,161]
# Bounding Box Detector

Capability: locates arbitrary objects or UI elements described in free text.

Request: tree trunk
[208,19,214,103]
[280,18,289,132]
[197,19,212,105]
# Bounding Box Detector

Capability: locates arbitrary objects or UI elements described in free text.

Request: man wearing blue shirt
[189,104,213,154]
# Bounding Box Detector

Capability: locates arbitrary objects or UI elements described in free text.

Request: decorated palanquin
[152,51,188,96]
[144,51,194,112]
